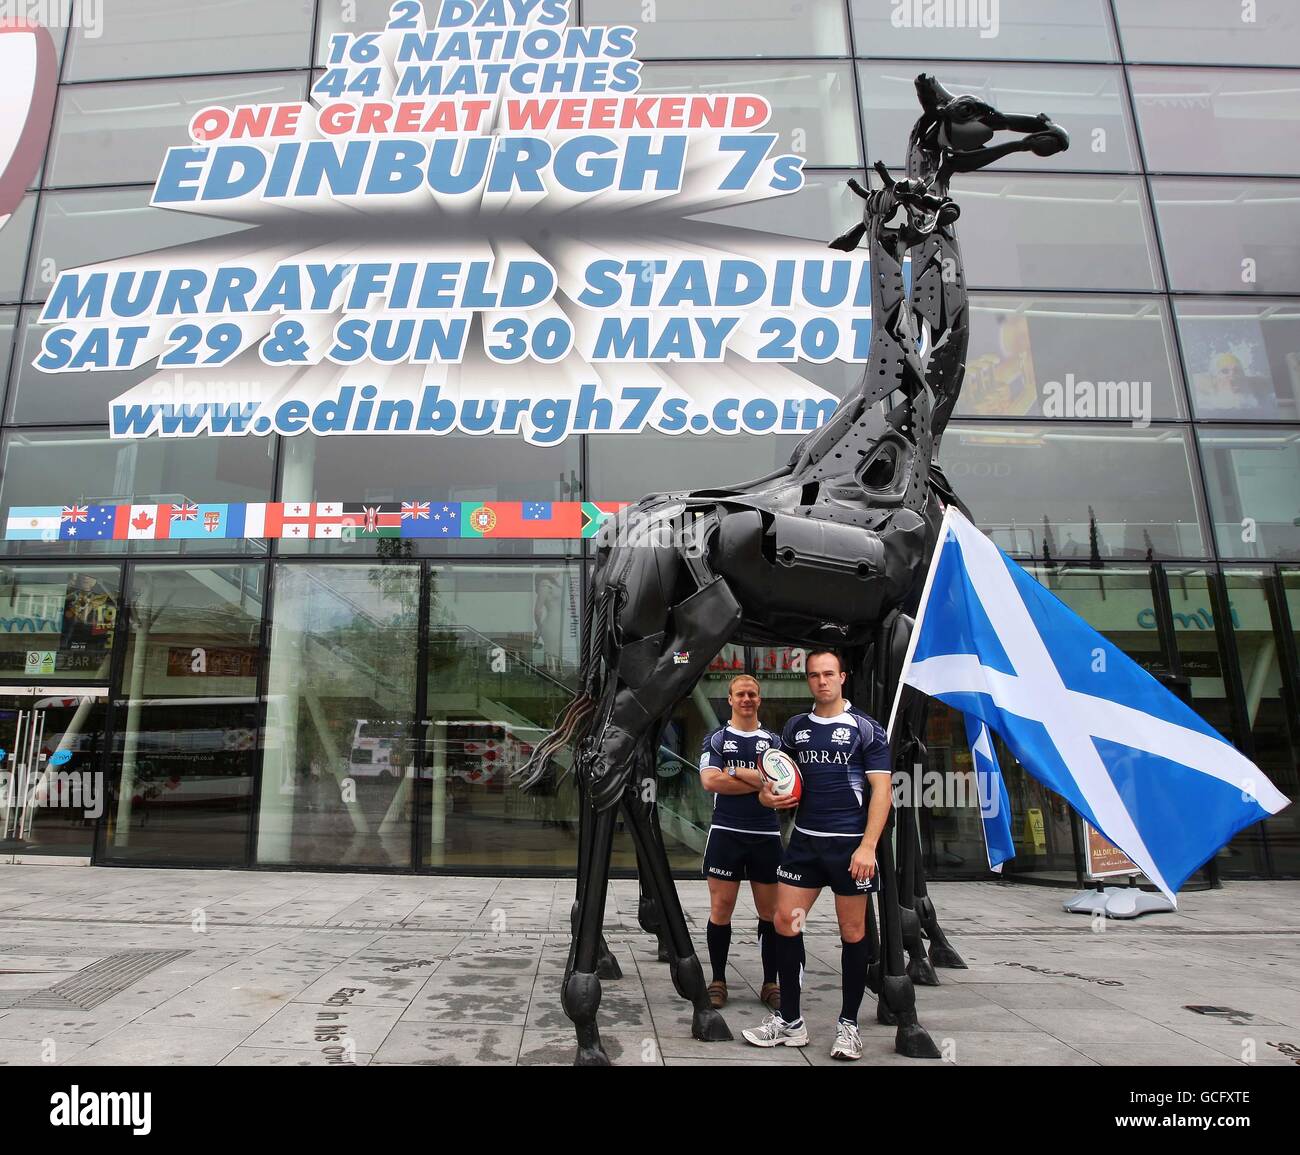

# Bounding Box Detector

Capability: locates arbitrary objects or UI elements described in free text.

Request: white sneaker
[742,1012,809,1048]
[830,1019,863,1060]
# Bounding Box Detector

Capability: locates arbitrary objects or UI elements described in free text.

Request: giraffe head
[910,74,1069,183]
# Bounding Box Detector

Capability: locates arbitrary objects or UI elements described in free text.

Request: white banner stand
[1062,823,1175,919]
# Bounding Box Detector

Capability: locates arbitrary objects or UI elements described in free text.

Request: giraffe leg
[570,771,622,980]
[623,783,732,1042]
[563,799,620,1066]
[876,815,940,1058]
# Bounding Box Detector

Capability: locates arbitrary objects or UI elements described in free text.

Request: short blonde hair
[728,674,760,695]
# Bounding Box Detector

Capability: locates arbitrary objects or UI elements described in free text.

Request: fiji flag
[892,508,1289,902]
[964,714,1015,873]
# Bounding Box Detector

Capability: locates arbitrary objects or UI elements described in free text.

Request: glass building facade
[0,1,1296,882]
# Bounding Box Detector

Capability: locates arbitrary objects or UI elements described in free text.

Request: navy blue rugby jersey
[780,702,892,836]
[698,725,782,834]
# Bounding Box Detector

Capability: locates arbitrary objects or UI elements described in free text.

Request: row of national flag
[5,501,627,542]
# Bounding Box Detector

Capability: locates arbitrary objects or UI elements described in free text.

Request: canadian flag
[280,501,345,539]
[0,23,56,227]
[117,504,172,540]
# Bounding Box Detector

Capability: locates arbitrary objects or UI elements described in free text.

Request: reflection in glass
[259,564,419,867]
[1219,569,1299,875]
[956,295,1183,419]
[103,565,263,864]
[859,63,1135,172]
[1151,178,1300,294]
[1114,0,1300,67]
[939,423,1206,560]
[0,428,276,558]
[0,194,37,305]
[276,433,581,557]
[589,432,802,501]
[0,565,119,681]
[638,62,861,168]
[66,0,313,81]
[423,564,583,870]
[583,0,849,58]
[1198,427,1300,561]
[47,74,309,187]
[853,0,1116,61]
[26,186,254,302]
[1130,67,1300,177]
[948,173,1160,291]
[1175,299,1300,421]
[1163,567,1268,874]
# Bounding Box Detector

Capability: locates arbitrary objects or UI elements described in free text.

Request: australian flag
[62,504,117,542]
[893,508,1290,901]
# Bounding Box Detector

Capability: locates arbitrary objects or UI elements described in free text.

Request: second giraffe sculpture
[520,75,1068,1066]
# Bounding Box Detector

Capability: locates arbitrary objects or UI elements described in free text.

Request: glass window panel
[47,73,309,188]
[276,432,581,557]
[1114,0,1300,67]
[258,562,419,868]
[1176,299,1300,421]
[1220,568,1300,875]
[956,294,1184,419]
[859,63,1135,173]
[948,173,1161,291]
[851,0,1117,62]
[588,431,802,499]
[1163,566,1268,875]
[1131,67,1300,178]
[1151,178,1300,295]
[0,194,38,305]
[0,308,17,412]
[582,0,849,58]
[103,564,264,865]
[0,564,119,681]
[315,0,406,64]
[66,0,314,81]
[939,423,1207,560]
[1198,426,1300,562]
[8,305,159,425]
[422,563,584,870]
[1282,568,1300,873]
[637,62,861,167]
[691,168,862,242]
[0,428,276,558]
[26,186,255,302]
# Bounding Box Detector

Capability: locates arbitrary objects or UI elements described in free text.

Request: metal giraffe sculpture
[519,75,1068,1066]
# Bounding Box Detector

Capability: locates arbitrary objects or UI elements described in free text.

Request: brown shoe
[707,981,728,1009]
[760,982,781,1011]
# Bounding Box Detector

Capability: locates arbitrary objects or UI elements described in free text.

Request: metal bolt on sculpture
[518,75,1069,1066]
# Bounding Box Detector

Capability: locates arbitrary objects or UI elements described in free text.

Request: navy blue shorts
[776,829,878,897]
[702,828,782,884]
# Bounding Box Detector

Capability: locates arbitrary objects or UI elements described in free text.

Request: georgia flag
[0,22,56,230]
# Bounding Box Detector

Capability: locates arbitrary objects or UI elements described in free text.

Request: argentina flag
[890,508,1289,902]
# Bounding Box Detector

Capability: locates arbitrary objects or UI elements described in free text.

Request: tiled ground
[0,866,1295,1066]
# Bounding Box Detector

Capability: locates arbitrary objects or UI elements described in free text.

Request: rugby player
[698,674,783,1011]
[741,650,893,1060]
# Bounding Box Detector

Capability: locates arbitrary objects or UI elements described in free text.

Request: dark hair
[805,649,845,673]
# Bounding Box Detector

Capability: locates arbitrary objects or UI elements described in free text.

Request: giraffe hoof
[876,998,898,1026]
[928,942,967,969]
[895,1022,942,1060]
[596,952,623,981]
[692,1007,733,1042]
[907,955,940,987]
[574,1045,612,1066]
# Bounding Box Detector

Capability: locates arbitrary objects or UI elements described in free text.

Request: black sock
[705,920,731,983]
[798,931,806,968]
[757,919,778,983]
[777,933,803,1024]
[840,937,870,1024]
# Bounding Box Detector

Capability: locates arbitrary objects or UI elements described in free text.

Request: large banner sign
[36,0,873,446]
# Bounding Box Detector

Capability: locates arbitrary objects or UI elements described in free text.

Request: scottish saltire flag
[965,714,1015,873]
[892,508,1289,902]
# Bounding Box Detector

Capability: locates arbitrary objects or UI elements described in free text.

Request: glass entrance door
[0,686,109,862]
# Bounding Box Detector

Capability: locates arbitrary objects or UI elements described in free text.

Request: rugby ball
[760,747,802,802]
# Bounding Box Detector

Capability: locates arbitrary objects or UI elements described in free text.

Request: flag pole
[886,504,959,740]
